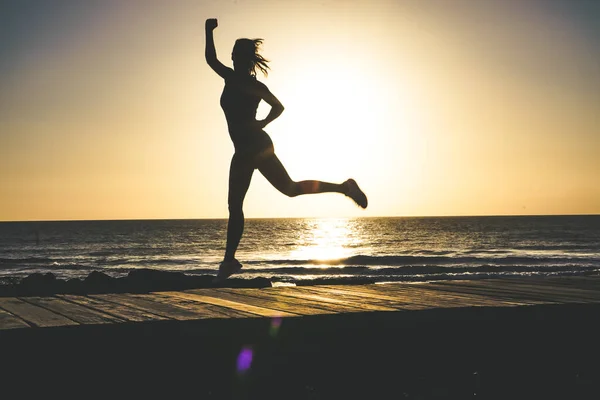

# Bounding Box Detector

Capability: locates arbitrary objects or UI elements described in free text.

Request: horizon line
[1,213,599,223]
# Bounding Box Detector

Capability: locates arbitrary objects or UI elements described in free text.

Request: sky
[1,0,599,221]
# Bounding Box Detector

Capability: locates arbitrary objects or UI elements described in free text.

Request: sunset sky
[1,0,599,221]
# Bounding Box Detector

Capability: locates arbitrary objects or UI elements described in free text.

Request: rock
[0,283,16,297]
[188,275,216,288]
[213,277,272,288]
[124,268,189,292]
[64,278,85,295]
[21,272,56,285]
[0,269,273,297]
[18,272,59,296]
[83,271,117,293]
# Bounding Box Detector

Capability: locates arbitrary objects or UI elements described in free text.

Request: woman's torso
[220,74,261,127]
[220,74,273,155]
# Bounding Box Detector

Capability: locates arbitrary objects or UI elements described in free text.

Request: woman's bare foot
[213,259,243,283]
[344,179,368,209]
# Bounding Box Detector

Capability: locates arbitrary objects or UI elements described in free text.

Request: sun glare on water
[289,218,361,263]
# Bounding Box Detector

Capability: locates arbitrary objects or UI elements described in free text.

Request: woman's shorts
[231,130,275,167]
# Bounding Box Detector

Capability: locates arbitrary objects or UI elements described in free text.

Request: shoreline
[2,268,600,297]
[2,268,600,298]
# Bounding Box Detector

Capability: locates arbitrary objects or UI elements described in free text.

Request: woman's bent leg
[224,154,254,262]
[258,154,368,208]
[258,154,344,197]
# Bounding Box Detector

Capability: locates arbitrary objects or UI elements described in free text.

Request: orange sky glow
[1,0,599,221]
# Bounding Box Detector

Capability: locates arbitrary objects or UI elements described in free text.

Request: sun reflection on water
[288,218,362,263]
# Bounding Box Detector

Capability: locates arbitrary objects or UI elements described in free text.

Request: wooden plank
[370,282,525,307]
[0,308,31,330]
[450,280,600,303]
[505,277,600,289]
[216,287,386,314]
[545,276,600,291]
[165,291,297,318]
[25,296,123,325]
[206,288,337,316]
[317,284,520,308]
[321,284,476,309]
[499,279,600,296]
[225,287,394,314]
[359,284,487,308]
[426,281,542,301]
[503,277,572,286]
[147,292,258,319]
[295,285,428,310]
[370,277,600,307]
[58,294,168,323]
[318,285,436,310]
[110,293,221,320]
[267,287,399,312]
[90,293,201,321]
[320,284,424,302]
[0,297,78,328]
[428,282,560,304]
[283,286,404,311]
[410,285,526,307]
[481,280,600,301]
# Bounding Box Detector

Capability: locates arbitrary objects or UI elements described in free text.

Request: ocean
[0,215,599,285]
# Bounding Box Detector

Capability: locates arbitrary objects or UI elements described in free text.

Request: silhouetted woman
[205,18,367,281]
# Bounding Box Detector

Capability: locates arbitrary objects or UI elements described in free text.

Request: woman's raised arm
[205,18,232,79]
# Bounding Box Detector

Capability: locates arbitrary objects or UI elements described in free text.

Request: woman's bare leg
[257,154,345,196]
[224,154,254,262]
[258,154,368,207]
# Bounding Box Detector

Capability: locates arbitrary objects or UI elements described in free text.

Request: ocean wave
[232,264,600,276]
[2,253,600,283]
[88,251,116,257]
[3,252,599,272]
[0,257,55,266]
[244,254,600,267]
[514,244,599,251]
[2,263,600,286]
[126,264,600,280]
[100,258,201,267]
[268,269,600,285]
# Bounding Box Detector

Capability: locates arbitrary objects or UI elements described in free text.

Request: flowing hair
[233,38,270,77]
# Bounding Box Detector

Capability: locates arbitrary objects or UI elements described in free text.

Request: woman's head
[232,38,269,77]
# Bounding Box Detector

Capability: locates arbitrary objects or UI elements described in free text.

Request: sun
[250,48,427,216]
[262,61,382,182]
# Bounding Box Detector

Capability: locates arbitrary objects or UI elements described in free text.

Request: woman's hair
[233,38,270,77]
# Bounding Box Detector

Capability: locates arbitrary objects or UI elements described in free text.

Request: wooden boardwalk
[3,276,600,398]
[2,275,600,331]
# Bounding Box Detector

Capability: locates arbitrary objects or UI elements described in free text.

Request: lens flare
[236,346,253,374]
[269,317,282,337]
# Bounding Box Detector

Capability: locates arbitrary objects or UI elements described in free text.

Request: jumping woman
[205,18,368,281]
